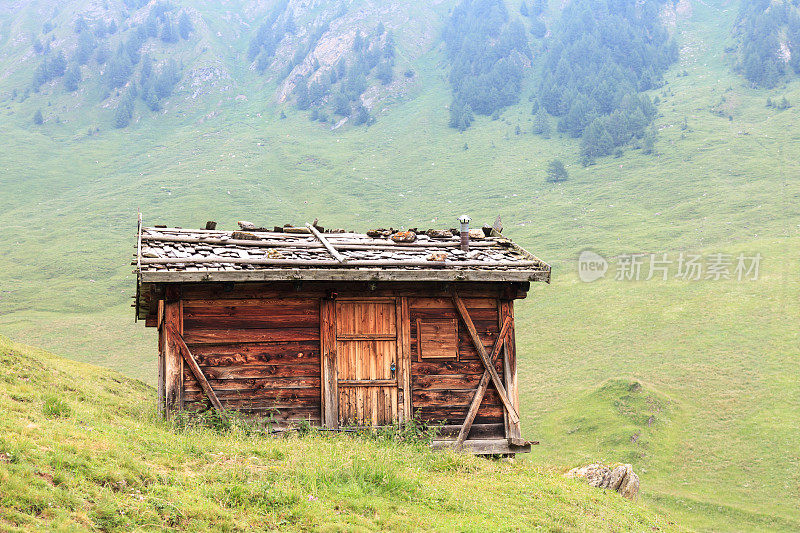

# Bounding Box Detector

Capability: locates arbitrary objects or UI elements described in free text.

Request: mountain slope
[521,233,800,531]
[1,0,800,531]
[0,0,454,130]
[0,335,678,531]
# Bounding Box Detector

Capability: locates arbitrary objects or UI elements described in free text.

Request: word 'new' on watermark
[578,250,762,283]
[577,250,608,282]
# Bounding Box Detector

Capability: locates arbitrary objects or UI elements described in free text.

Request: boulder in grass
[565,463,640,500]
[565,464,608,487]
[618,466,640,499]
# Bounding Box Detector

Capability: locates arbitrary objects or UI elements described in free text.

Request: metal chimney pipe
[459,215,471,252]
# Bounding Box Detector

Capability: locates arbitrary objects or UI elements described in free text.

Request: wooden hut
[134,217,550,454]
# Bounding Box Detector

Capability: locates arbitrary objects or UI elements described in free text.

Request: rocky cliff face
[661,0,693,32]
[0,0,454,126]
[269,0,447,106]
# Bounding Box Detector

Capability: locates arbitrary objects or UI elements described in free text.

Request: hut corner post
[157,300,165,417]
[135,212,142,322]
[500,299,522,441]
[162,286,183,418]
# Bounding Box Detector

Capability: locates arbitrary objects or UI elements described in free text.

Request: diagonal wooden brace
[167,325,227,416]
[452,292,520,424]
[455,315,514,446]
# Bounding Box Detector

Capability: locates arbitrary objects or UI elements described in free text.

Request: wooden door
[335,299,398,426]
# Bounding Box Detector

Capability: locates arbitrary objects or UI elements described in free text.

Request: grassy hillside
[0,336,677,531]
[520,234,800,531]
[1,0,800,531]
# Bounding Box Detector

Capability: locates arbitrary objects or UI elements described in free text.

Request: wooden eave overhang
[139,267,550,283]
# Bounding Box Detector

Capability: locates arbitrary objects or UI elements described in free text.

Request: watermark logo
[577,251,762,282]
[578,250,608,283]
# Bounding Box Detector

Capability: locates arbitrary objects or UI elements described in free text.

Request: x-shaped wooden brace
[166,324,227,418]
[452,292,519,447]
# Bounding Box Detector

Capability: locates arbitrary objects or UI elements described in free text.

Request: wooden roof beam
[306,223,347,263]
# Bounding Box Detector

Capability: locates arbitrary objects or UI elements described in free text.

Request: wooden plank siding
[409,297,506,437]
[151,282,522,444]
[179,295,322,425]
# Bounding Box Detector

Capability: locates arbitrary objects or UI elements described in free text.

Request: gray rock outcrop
[564,463,640,500]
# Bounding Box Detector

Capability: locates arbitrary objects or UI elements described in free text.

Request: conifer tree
[94,19,108,39]
[95,42,110,65]
[333,92,351,116]
[642,128,657,155]
[49,51,67,78]
[114,91,135,129]
[74,14,88,34]
[443,0,528,129]
[160,20,179,43]
[294,81,310,110]
[376,61,393,85]
[546,159,568,182]
[535,0,676,159]
[64,64,81,92]
[154,59,179,99]
[76,32,96,65]
[353,104,371,125]
[532,108,551,138]
[178,12,193,40]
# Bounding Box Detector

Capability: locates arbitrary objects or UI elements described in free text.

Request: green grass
[519,235,800,531]
[0,336,677,531]
[1,0,800,530]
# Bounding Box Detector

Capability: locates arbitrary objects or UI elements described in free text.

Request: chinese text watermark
[578,251,762,283]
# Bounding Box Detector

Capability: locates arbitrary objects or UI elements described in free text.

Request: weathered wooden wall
[152,282,523,438]
[409,297,506,439]
[174,287,322,425]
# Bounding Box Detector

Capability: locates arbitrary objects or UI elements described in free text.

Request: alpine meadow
[0,0,799,531]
